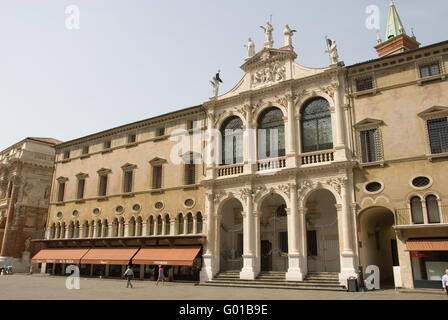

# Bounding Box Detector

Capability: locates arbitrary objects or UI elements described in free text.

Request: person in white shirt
[123,266,134,288]
[442,269,448,296]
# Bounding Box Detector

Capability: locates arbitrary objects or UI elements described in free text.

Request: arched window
[301,98,333,153]
[187,213,193,234]
[411,197,424,224]
[136,217,143,236]
[157,215,162,235]
[426,195,440,223]
[103,219,109,237]
[258,107,285,159]
[128,217,136,237]
[96,220,102,238]
[165,215,170,235]
[112,218,119,237]
[196,212,203,234]
[74,221,80,238]
[119,218,125,237]
[221,116,244,165]
[68,222,74,239]
[83,221,89,238]
[148,216,154,236]
[50,223,56,239]
[61,222,66,238]
[178,213,184,234]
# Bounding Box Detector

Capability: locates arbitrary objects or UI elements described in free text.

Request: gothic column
[338,177,357,283]
[285,94,297,167]
[240,191,256,280]
[200,192,216,282]
[183,216,188,235]
[124,223,129,237]
[161,219,166,236]
[286,183,304,281]
[141,222,147,237]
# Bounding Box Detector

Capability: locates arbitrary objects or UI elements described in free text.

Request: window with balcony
[426,195,440,224]
[221,116,244,164]
[301,98,333,153]
[410,196,424,224]
[258,107,285,159]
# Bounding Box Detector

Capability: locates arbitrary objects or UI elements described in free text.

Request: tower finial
[386,0,406,40]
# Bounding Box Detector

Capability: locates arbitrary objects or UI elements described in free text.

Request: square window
[355,76,373,92]
[104,140,111,149]
[128,134,136,143]
[420,63,441,78]
[82,146,89,155]
[360,128,382,163]
[427,118,448,154]
[63,151,70,159]
[157,128,165,137]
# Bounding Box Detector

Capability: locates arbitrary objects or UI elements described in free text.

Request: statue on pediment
[260,22,274,48]
[246,38,255,58]
[283,24,296,47]
[327,38,339,65]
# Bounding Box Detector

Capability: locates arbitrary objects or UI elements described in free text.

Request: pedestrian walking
[123,265,134,288]
[442,268,448,296]
[156,265,165,286]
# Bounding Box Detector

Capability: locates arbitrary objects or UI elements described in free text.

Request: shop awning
[31,249,90,264]
[80,248,140,265]
[132,247,201,266]
[406,239,448,251]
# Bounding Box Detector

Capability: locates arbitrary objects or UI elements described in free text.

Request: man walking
[443,269,448,296]
[124,265,134,288]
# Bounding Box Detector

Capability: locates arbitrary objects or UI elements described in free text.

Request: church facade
[34,2,447,289]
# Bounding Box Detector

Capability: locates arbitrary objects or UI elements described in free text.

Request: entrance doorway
[305,189,340,272]
[259,193,288,272]
[359,206,397,286]
[219,198,243,272]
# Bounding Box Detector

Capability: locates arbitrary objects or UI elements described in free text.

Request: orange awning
[132,247,201,266]
[406,239,448,251]
[31,249,90,264]
[80,248,139,265]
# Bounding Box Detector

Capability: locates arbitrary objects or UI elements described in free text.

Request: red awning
[80,248,139,265]
[31,249,90,264]
[132,247,201,266]
[406,239,448,251]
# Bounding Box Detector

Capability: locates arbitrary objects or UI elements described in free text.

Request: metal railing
[394,206,448,226]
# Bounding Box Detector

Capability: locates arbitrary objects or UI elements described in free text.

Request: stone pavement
[0,274,445,300]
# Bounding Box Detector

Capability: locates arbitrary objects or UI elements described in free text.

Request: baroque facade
[34,2,447,289]
[0,137,60,272]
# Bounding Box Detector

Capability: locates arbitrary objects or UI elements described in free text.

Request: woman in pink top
[156,265,165,286]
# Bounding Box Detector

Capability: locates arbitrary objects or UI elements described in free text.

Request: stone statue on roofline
[327,38,339,65]
[260,22,274,48]
[246,37,255,58]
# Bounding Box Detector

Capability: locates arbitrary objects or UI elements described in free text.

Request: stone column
[332,80,348,161]
[105,264,110,277]
[286,95,297,167]
[141,222,147,237]
[124,223,129,237]
[167,218,174,236]
[161,219,166,236]
[244,103,256,174]
[205,110,217,180]
[240,192,256,280]
[193,215,198,234]
[0,178,20,257]
[183,217,188,235]
[253,211,261,274]
[286,183,304,281]
[140,264,145,279]
[200,192,216,282]
[337,177,357,283]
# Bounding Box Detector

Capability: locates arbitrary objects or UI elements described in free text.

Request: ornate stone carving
[253,185,267,200]
[326,177,348,195]
[239,188,252,201]
[297,180,313,195]
[252,61,286,87]
[277,184,290,195]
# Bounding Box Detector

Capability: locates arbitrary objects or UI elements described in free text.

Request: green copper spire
[386,0,406,40]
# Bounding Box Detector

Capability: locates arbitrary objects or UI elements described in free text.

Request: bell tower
[374,1,420,57]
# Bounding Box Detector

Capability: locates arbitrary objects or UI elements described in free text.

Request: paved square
[0,274,445,300]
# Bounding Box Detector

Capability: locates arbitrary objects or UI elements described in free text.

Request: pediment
[149,157,167,165]
[97,168,111,174]
[240,47,297,72]
[418,106,448,119]
[353,118,384,129]
[121,163,137,169]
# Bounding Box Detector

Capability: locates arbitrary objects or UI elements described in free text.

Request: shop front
[407,239,448,289]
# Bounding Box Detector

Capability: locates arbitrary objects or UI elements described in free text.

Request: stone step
[199,281,346,291]
[208,279,344,288]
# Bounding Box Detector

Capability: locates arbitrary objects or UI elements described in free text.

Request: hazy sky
[0,0,447,150]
